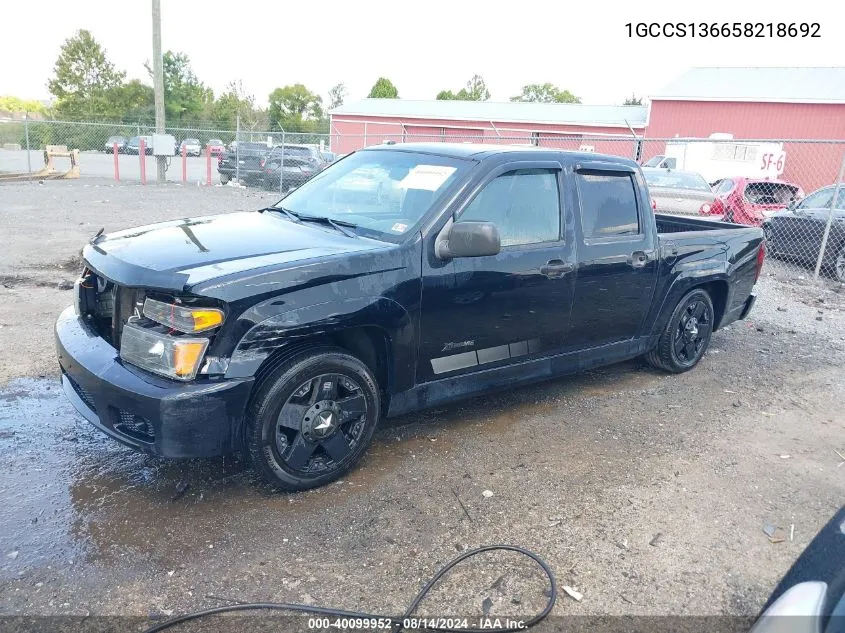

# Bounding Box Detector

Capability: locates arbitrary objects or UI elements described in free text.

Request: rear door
[568,164,659,348]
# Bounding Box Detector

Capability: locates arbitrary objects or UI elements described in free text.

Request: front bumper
[55,306,254,458]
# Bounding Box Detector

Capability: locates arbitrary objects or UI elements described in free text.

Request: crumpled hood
[82,211,389,292]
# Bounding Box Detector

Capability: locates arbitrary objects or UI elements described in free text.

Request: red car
[206,139,226,156]
[708,177,804,226]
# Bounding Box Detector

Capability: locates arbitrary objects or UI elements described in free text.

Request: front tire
[219,173,230,185]
[246,347,380,491]
[646,289,714,373]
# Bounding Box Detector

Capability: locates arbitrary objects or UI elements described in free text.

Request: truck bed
[655,213,751,235]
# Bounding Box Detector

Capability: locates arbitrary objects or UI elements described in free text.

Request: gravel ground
[0,179,843,631]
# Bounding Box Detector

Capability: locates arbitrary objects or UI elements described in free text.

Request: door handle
[630,250,653,268]
[540,259,574,278]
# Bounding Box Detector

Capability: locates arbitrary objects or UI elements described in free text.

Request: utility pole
[152,0,166,182]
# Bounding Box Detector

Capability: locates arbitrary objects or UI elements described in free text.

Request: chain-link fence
[2,116,844,283]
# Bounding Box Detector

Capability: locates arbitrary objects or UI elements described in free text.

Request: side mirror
[436,221,501,259]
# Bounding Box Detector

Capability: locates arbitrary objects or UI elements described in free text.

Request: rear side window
[576,171,640,238]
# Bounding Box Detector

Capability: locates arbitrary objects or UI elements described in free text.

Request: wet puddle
[0,364,658,580]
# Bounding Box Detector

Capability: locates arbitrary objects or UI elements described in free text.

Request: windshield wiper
[257,206,302,224]
[296,214,359,239]
[258,206,359,238]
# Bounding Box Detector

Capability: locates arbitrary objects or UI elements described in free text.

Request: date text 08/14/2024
[306,617,527,630]
[625,22,820,38]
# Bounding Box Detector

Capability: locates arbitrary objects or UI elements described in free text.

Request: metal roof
[330,99,648,128]
[652,67,845,104]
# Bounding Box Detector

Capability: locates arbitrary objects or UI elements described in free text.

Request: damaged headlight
[142,298,224,333]
[120,323,209,381]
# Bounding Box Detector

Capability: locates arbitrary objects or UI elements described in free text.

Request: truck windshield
[275,150,469,241]
[643,170,711,192]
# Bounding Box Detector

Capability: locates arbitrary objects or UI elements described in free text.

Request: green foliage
[328,83,347,110]
[510,83,581,104]
[110,80,155,124]
[623,94,643,105]
[268,84,324,131]
[437,75,490,101]
[145,51,213,123]
[0,96,47,114]
[368,77,399,99]
[48,29,126,118]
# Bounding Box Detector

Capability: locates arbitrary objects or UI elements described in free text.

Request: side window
[798,188,833,210]
[575,171,640,238]
[458,169,560,247]
[715,179,733,194]
[662,157,677,169]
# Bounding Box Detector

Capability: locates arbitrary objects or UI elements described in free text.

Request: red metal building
[329,99,648,156]
[646,67,845,191]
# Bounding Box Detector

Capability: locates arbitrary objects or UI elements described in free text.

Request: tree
[510,83,581,104]
[463,74,490,101]
[213,80,266,131]
[623,94,643,105]
[368,77,398,99]
[47,29,126,119]
[110,80,154,123]
[328,83,347,110]
[146,51,212,123]
[436,75,490,101]
[0,96,47,115]
[268,84,323,131]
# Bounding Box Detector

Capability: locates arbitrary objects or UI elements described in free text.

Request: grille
[115,409,155,443]
[66,374,96,413]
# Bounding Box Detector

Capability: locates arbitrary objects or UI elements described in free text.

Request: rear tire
[246,347,380,491]
[834,245,845,283]
[646,289,714,373]
[219,174,230,185]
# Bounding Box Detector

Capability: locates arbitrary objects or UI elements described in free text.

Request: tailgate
[220,152,264,171]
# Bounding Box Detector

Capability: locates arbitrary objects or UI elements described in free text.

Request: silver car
[642,167,717,217]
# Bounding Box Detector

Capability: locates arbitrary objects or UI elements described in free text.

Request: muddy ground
[0,180,843,630]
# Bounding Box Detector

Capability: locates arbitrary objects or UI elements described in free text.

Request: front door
[417,164,576,382]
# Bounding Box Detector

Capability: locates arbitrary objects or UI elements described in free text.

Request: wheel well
[699,280,728,329]
[250,327,391,400]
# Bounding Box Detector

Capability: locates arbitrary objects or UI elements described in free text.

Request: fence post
[24,112,32,179]
[113,142,120,181]
[279,130,286,195]
[813,150,845,280]
[235,115,240,185]
[139,138,147,185]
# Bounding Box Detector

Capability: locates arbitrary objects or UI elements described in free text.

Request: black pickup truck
[55,144,764,491]
[217,142,270,185]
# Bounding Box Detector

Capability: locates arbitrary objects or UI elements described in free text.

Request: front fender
[224,296,415,391]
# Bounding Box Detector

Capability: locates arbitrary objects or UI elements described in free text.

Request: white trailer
[644,133,786,184]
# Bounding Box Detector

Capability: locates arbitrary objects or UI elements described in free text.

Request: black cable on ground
[141,544,557,633]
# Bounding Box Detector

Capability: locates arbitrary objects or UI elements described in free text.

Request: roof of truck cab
[362,142,633,164]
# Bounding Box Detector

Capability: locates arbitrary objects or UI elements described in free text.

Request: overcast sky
[1,0,839,108]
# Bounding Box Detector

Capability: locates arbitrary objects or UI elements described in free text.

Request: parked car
[55,144,764,491]
[125,135,153,155]
[274,144,326,169]
[642,167,722,217]
[179,138,201,157]
[103,135,128,153]
[217,141,270,185]
[258,154,321,191]
[710,177,804,226]
[762,184,845,282]
[207,139,226,156]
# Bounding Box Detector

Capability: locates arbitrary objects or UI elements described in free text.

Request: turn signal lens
[173,341,208,378]
[143,298,224,333]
